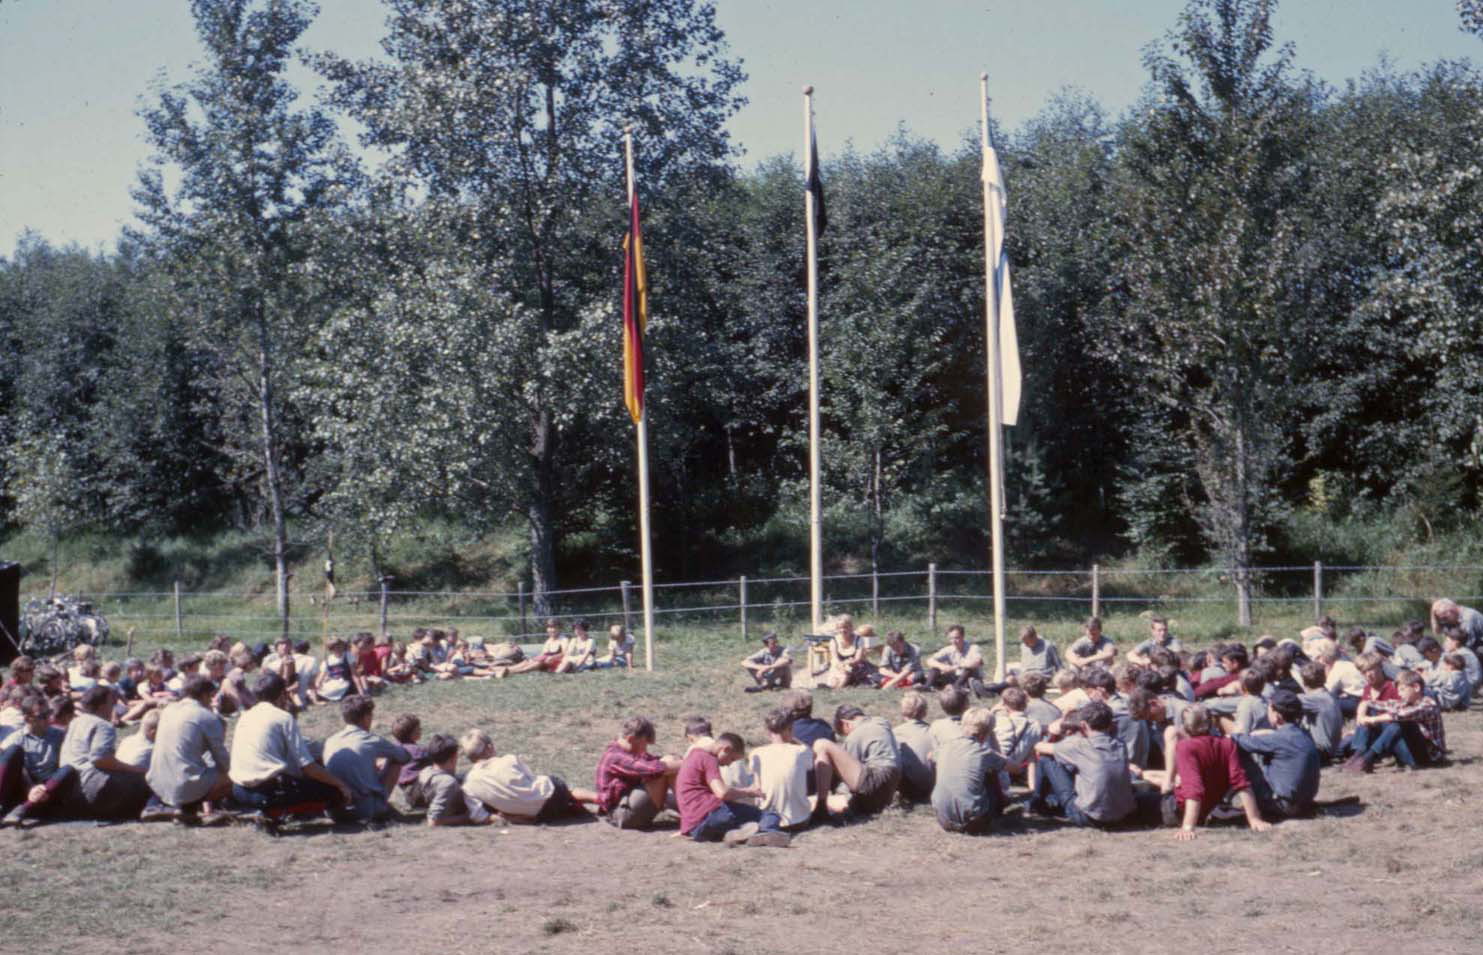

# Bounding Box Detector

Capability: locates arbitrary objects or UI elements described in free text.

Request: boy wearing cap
[741,634,793,693]
[1230,690,1321,819]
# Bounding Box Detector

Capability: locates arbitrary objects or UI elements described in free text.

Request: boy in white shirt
[459,728,598,822]
[115,709,159,769]
[746,708,813,829]
[555,620,597,673]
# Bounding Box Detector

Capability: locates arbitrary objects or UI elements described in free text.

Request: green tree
[1105,0,1322,620]
[133,0,353,635]
[315,0,744,612]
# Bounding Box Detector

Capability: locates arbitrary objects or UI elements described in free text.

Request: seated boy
[1019,672,1063,729]
[1065,617,1117,671]
[876,631,925,690]
[1127,615,1182,666]
[228,672,351,814]
[461,728,597,823]
[892,692,936,801]
[931,706,1005,835]
[978,626,1062,695]
[1213,669,1270,736]
[930,684,969,747]
[1343,670,1446,772]
[507,621,568,675]
[115,709,159,769]
[594,715,682,830]
[554,620,597,674]
[1440,629,1481,690]
[1028,701,1135,828]
[748,708,814,829]
[1296,662,1344,761]
[145,675,234,821]
[216,648,258,716]
[1051,669,1091,714]
[782,690,835,750]
[59,686,152,821]
[420,734,491,826]
[1230,689,1320,820]
[924,625,984,692]
[1430,653,1472,711]
[741,633,793,692]
[989,686,1041,791]
[0,694,74,827]
[812,705,902,818]
[676,721,784,846]
[1151,705,1269,840]
[323,694,411,824]
[391,713,431,808]
[599,624,636,670]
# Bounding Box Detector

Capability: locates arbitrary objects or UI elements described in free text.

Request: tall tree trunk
[257,323,291,640]
[528,405,557,619]
[48,530,59,599]
[1233,422,1253,627]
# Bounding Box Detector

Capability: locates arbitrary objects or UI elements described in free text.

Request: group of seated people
[0,598,1473,841]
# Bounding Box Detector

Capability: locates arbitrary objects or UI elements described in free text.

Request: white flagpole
[624,126,657,672]
[804,85,823,634]
[980,73,1007,682]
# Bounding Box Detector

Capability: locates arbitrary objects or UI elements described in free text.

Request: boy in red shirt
[594,716,681,830]
[1151,704,1270,840]
[674,717,787,847]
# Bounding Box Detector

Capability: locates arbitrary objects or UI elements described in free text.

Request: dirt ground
[4,643,1481,954]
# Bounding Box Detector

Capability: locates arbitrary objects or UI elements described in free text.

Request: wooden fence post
[518,581,528,637]
[1091,564,1101,618]
[173,580,183,644]
[379,576,391,637]
[871,566,880,618]
[927,562,938,633]
[621,580,633,639]
[1313,561,1323,621]
[739,576,749,642]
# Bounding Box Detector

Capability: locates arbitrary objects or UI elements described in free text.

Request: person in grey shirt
[1431,598,1483,652]
[1295,662,1343,761]
[1083,669,1149,770]
[1232,690,1320,819]
[931,707,1004,834]
[891,692,936,800]
[146,675,233,815]
[61,685,150,820]
[0,694,74,826]
[813,706,901,817]
[878,631,926,690]
[1128,615,1183,666]
[324,694,410,823]
[1029,701,1135,827]
[1020,673,1063,729]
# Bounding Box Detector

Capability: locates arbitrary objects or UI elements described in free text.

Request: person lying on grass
[460,728,599,824]
[812,704,902,820]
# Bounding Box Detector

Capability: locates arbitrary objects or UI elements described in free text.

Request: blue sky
[1,0,1477,255]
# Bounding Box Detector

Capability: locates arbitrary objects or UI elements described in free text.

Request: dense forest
[3,0,1483,614]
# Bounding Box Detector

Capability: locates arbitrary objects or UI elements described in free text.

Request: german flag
[622,191,648,423]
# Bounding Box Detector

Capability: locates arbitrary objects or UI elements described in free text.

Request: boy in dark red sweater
[1150,704,1270,840]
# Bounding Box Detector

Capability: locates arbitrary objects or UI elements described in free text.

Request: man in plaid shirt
[1344,670,1446,773]
[594,715,681,830]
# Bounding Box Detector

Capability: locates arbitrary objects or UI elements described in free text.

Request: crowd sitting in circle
[0,598,1474,841]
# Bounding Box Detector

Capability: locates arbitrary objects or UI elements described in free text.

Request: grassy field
[3,606,1481,954]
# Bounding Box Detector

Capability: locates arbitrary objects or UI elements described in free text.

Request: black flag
[807,128,827,236]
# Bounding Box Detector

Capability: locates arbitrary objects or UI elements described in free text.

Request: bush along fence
[20,562,1483,654]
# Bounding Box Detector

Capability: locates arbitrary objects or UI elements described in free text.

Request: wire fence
[20,559,1483,653]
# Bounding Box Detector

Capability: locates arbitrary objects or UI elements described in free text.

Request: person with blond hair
[1430,598,1483,651]
[823,615,877,689]
[461,727,598,823]
[931,706,1004,834]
